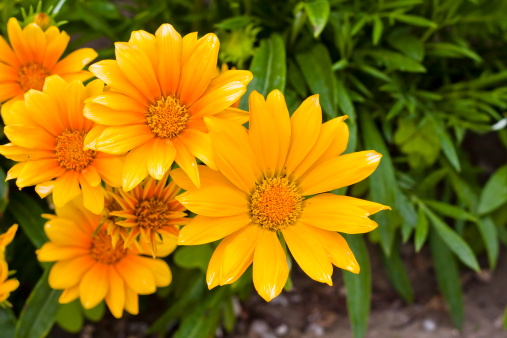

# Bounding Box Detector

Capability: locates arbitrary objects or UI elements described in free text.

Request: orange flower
[0,76,124,214]
[214,64,240,108]
[83,23,252,192]
[0,225,19,304]
[105,174,186,257]
[172,90,389,301]
[0,17,97,123]
[37,197,172,318]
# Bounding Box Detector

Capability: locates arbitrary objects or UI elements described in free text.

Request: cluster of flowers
[0,15,389,318]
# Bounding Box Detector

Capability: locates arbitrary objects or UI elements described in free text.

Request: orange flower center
[146,96,190,139]
[54,130,97,172]
[18,63,49,92]
[134,197,171,229]
[90,230,127,264]
[250,177,303,232]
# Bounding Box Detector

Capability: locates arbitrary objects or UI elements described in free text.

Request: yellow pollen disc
[250,177,303,232]
[54,130,97,172]
[18,63,49,92]
[146,96,190,139]
[134,197,171,230]
[90,230,127,264]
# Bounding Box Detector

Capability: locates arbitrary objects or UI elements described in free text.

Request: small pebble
[422,318,437,332]
[306,323,324,336]
[274,323,289,336]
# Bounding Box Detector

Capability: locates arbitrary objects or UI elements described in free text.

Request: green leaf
[372,16,383,45]
[304,0,330,38]
[56,300,84,334]
[343,235,370,338]
[381,238,413,303]
[477,165,507,215]
[240,33,286,109]
[476,217,499,269]
[391,13,437,28]
[423,200,477,222]
[430,229,464,329]
[387,31,424,61]
[296,44,336,118]
[0,307,16,338]
[396,190,418,242]
[222,297,236,333]
[426,42,482,62]
[433,119,461,172]
[174,245,214,272]
[420,202,479,271]
[0,168,8,212]
[415,206,429,252]
[367,50,426,72]
[361,111,397,255]
[15,269,62,338]
[334,77,356,121]
[503,307,507,329]
[8,191,47,249]
[288,60,307,97]
[394,118,440,168]
[83,301,106,322]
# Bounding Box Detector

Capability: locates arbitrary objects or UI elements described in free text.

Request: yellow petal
[176,186,249,217]
[298,151,382,196]
[310,118,349,168]
[172,138,200,188]
[0,83,22,103]
[86,91,147,112]
[52,48,97,74]
[177,33,219,106]
[35,181,55,199]
[253,230,289,302]
[177,129,217,170]
[6,163,25,181]
[115,254,156,295]
[7,18,32,64]
[130,256,172,287]
[48,256,95,289]
[79,177,104,215]
[23,23,46,64]
[310,193,391,216]
[156,24,182,97]
[0,144,53,162]
[84,103,146,125]
[44,218,90,246]
[282,223,333,285]
[79,263,108,309]
[178,213,251,245]
[115,42,160,102]
[105,265,125,319]
[128,30,158,74]
[95,124,154,154]
[207,238,227,289]
[43,29,70,70]
[309,226,360,273]
[81,165,101,187]
[53,171,81,208]
[205,117,259,193]
[284,95,322,176]
[16,159,65,188]
[188,81,246,118]
[93,155,124,187]
[265,90,291,173]
[59,285,80,304]
[122,141,152,191]
[170,165,231,191]
[4,124,56,150]
[37,242,88,261]
[214,107,249,125]
[147,138,176,180]
[220,225,261,285]
[124,286,139,315]
[0,34,19,68]
[299,194,378,233]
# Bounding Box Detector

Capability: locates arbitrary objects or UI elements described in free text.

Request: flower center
[18,63,49,92]
[54,130,97,172]
[90,230,127,264]
[250,177,303,232]
[134,197,171,229]
[146,96,190,139]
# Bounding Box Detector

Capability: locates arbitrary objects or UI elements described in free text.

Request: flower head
[105,174,186,257]
[0,17,97,123]
[0,225,19,304]
[83,23,253,192]
[37,197,172,318]
[0,76,124,214]
[172,90,390,302]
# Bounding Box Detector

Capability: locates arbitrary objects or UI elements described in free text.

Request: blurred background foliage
[0,0,506,337]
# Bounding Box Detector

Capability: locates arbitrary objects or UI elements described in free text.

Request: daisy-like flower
[0,224,20,304]
[83,23,252,192]
[0,75,124,214]
[105,174,186,257]
[0,17,97,123]
[172,90,390,302]
[37,197,172,318]
[214,64,240,108]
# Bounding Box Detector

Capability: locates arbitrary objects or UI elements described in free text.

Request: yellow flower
[105,174,186,257]
[0,225,19,304]
[37,197,172,318]
[0,17,97,123]
[0,75,124,214]
[83,23,253,192]
[214,64,240,109]
[172,90,390,302]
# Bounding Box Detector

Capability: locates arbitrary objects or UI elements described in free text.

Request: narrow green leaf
[426,42,482,62]
[476,217,499,269]
[8,191,47,249]
[430,229,464,329]
[477,165,507,215]
[222,297,236,333]
[0,307,16,338]
[397,190,418,242]
[503,307,507,329]
[288,60,307,97]
[296,44,336,118]
[334,77,356,121]
[423,199,477,222]
[433,119,461,172]
[366,50,426,72]
[421,202,479,271]
[174,245,214,272]
[372,16,383,45]
[15,269,62,338]
[392,14,437,28]
[0,168,8,212]
[415,206,428,252]
[240,33,286,109]
[387,31,424,61]
[381,238,414,303]
[358,65,391,82]
[343,235,371,338]
[304,0,330,38]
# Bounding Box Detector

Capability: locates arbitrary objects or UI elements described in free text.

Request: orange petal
[105,265,125,319]
[53,171,81,208]
[172,138,200,188]
[177,129,216,170]
[176,186,249,217]
[48,256,95,289]
[147,138,176,180]
[122,141,152,191]
[188,81,247,118]
[170,165,231,191]
[16,159,65,188]
[95,124,154,154]
[178,213,251,245]
[37,242,88,261]
[84,103,146,125]
[52,48,97,74]
[155,24,182,97]
[79,263,108,309]
[115,254,157,294]
[93,155,124,187]
[79,177,104,215]
[265,90,291,173]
